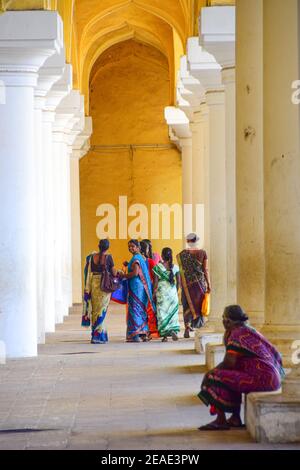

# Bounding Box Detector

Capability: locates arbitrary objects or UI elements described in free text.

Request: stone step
[205,343,226,370]
[195,331,224,354]
[246,390,300,444]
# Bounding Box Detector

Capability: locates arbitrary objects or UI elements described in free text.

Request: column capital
[199,6,236,69]
[45,63,72,112]
[222,67,236,85]
[72,116,93,154]
[205,89,225,107]
[164,106,192,140]
[0,11,63,87]
[35,47,66,106]
[187,37,223,93]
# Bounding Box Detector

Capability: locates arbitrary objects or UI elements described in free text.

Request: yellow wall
[80,40,182,269]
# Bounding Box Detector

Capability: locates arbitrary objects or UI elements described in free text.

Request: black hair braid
[162,247,175,286]
[142,239,153,260]
[99,239,110,253]
[140,240,149,258]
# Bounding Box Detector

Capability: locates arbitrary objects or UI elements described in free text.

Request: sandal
[198,422,230,431]
[171,331,179,341]
[161,337,168,342]
[226,418,246,428]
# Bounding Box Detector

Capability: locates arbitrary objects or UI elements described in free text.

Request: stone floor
[0,304,299,450]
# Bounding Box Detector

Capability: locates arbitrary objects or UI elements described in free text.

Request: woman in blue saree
[122,240,155,343]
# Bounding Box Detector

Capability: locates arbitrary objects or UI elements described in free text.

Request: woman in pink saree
[198,305,284,430]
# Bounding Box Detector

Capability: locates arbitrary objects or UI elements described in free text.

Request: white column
[187,37,227,324]
[70,153,83,304]
[52,129,68,324]
[261,0,300,361]
[205,91,227,322]
[165,106,192,243]
[222,68,236,305]
[190,112,205,245]
[71,117,93,304]
[0,11,62,357]
[236,0,265,326]
[34,99,45,344]
[42,110,57,333]
[53,90,81,322]
[199,6,237,305]
[34,52,65,343]
[44,64,72,329]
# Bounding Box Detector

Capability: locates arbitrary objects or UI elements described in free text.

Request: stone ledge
[195,330,224,354]
[246,391,300,443]
[205,343,225,370]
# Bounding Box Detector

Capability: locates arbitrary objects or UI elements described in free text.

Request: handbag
[201,293,211,317]
[100,255,121,293]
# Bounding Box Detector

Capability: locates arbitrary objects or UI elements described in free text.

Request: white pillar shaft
[223,69,237,305]
[52,138,64,324]
[34,106,45,344]
[206,91,227,321]
[0,84,37,357]
[181,138,193,243]
[42,113,56,333]
[191,115,205,245]
[63,148,73,311]
[181,139,193,206]
[52,135,72,322]
[236,0,265,325]
[70,156,83,304]
[263,0,300,327]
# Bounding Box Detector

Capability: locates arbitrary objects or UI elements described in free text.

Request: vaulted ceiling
[0,0,235,112]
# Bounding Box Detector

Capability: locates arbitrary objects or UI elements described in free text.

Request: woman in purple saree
[198,305,284,430]
[177,233,211,338]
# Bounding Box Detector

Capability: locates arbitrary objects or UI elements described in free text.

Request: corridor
[0,305,296,450]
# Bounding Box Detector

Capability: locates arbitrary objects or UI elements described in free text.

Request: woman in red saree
[198,305,284,430]
[177,233,211,338]
[140,240,159,339]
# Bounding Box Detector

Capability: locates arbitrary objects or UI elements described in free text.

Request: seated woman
[198,305,285,431]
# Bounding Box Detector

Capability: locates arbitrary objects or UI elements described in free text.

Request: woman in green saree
[153,248,181,342]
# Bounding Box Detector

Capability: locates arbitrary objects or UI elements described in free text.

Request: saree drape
[126,254,155,341]
[198,326,284,413]
[153,263,180,337]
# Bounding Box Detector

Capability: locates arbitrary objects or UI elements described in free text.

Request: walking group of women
[82,233,210,344]
[81,234,285,431]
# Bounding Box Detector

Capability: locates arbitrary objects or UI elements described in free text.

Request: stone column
[164,106,192,242]
[34,98,45,344]
[34,51,64,344]
[53,90,81,322]
[0,11,62,357]
[187,37,227,325]
[71,117,93,304]
[200,6,237,305]
[205,91,227,323]
[190,113,205,244]
[41,110,56,333]
[236,0,265,327]
[261,0,300,363]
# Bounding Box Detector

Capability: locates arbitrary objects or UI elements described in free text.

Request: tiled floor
[0,304,298,450]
